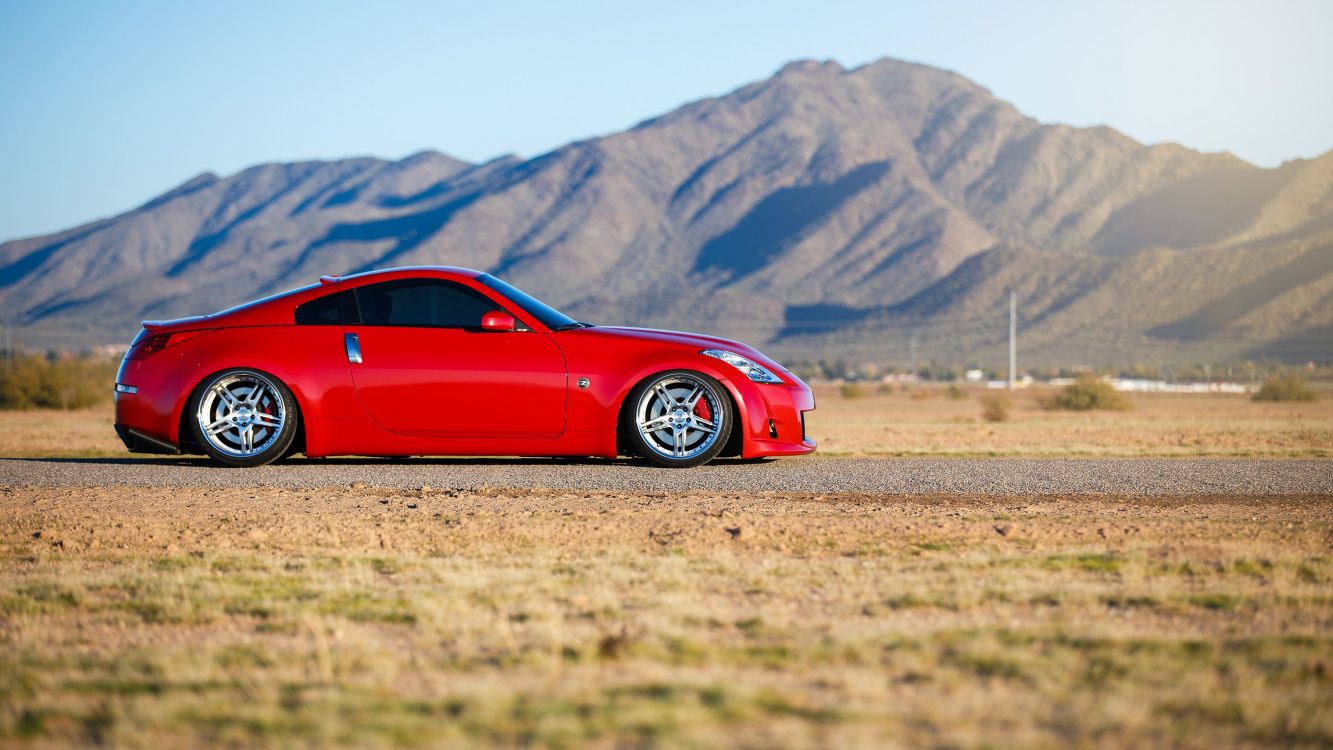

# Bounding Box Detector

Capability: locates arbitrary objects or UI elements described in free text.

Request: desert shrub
[944,384,968,400]
[1252,372,1317,403]
[979,392,1011,422]
[839,382,866,399]
[876,382,896,396]
[0,353,118,410]
[1042,374,1130,411]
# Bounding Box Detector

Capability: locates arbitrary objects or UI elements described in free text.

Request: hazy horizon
[2,0,1331,243]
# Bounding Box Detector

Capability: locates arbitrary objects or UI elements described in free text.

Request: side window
[294,291,345,325]
[353,279,503,328]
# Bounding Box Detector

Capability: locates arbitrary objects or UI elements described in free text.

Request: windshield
[477,274,581,330]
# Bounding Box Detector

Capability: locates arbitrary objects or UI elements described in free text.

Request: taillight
[126,333,171,360]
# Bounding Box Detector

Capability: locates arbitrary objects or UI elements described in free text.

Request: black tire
[622,370,734,468]
[189,368,299,468]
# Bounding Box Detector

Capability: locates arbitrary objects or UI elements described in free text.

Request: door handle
[345,332,362,364]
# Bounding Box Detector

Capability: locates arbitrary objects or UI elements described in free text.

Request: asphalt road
[1,456,1330,495]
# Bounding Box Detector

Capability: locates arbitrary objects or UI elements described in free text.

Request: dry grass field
[0,409,125,459]
[1,390,1330,747]
[809,385,1333,457]
[1,387,1330,459]
[2,486,1330,748]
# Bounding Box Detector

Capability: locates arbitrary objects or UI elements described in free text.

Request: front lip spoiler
[114,424,180,455]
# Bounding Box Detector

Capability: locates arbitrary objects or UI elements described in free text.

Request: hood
[574,326,790,372]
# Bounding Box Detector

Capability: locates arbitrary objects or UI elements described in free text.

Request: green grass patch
[317,591,417,624]
[1189,593,1241,611]
[1043,552,1122,573]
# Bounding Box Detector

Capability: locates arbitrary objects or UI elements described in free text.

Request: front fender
[561,349,766,456]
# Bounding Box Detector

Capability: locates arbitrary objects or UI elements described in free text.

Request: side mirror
[481,310,517,331]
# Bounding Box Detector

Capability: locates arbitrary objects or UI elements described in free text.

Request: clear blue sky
[2,0,1330,243]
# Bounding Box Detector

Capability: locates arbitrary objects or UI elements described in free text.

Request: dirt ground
[1,388,1330,747]
[2,388,1329,459]
[1,484,1330,748]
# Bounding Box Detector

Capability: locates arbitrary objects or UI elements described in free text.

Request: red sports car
[114,266,816,468]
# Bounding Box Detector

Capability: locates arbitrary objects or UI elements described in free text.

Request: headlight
[701,349,783,384]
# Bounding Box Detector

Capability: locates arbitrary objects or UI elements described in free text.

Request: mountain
[2,58,1331,366]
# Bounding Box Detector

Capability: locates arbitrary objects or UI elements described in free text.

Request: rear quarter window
[295,291,355,325]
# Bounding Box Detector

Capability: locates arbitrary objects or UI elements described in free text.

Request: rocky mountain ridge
[2,58,1330,365]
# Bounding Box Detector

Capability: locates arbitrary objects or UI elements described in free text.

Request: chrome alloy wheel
[634,373,725,460]
[195,371,286,458]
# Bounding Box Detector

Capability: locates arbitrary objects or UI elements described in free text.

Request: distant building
[1111,378,1253,394]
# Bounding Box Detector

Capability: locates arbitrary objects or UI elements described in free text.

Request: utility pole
[1007,290,1017,391]
[908,331,916,375]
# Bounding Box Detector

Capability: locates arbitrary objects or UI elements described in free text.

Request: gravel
[2,456,1330,495]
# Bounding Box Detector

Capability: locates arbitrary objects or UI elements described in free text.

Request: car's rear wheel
[190,369,298,467]
[624,370,733,468]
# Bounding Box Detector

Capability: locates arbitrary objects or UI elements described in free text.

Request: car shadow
[9,455,776,468]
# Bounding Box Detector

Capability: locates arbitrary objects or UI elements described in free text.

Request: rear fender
[168,326,359,454]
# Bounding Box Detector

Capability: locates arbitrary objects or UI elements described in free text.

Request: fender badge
[577,377,590,389]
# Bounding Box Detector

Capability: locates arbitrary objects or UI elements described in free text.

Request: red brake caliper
[693,398,712,421]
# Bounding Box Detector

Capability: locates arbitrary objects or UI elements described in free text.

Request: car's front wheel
[624,370,733,468]
[189,369,298,467]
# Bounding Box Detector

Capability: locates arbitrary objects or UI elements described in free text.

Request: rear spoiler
[142,312,217,331]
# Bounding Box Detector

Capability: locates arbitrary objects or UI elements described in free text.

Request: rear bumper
[114,424,181,454]
[114,359,189,453]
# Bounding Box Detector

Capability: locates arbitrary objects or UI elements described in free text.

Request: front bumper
[741,379,816,458]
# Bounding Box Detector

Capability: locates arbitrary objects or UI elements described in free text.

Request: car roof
[321,266,483,287]
[145,266,490,332]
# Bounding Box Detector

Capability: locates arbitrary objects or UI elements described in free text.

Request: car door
[344,277,567,438]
